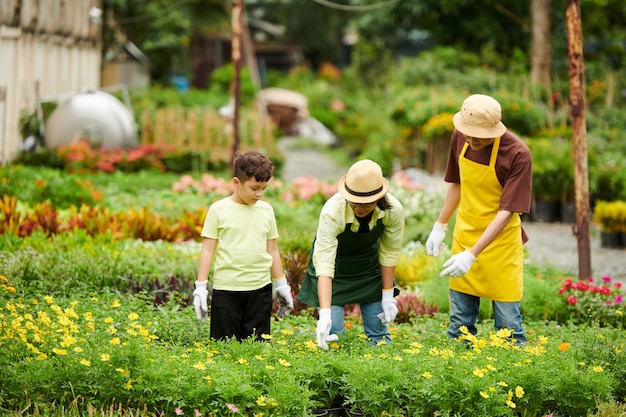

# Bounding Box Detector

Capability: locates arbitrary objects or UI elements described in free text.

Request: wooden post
[231,0,244,159]
[566,0,592,280]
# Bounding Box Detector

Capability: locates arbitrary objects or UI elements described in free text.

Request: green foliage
[0,165,100,209]
[2,276,626,417]
[3,166,626,416]
[207,64,258,107]
[18,109,41,139]
[526,136,574,201]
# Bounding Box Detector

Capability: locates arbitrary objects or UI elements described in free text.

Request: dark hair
[376,196,392,211]
[232,150,274,182]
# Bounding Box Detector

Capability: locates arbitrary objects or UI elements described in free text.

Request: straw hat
[337,159,389,204]
[452,94,507,138]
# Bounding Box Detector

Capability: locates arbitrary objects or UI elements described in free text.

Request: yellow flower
[193,362,206,371]
[128,312,139,321]
[261,334,273,340]
[593,366,603,373]
[479,391,489,399]
[104,317,114,324]
[255,355,265,361]
[110,300,121,308]
[506,400,516,408]
[80,359,91,366]
[515,386,525,398]
[497,381,508,387]
[237,358,248,365]
[421,372,432,379]
[110,337,121,345]
[473,368,486,378]
[278,359,291,367]
[52,348,67,355]
[101,354,111,361]
[44,295,54,304]
[256,395,267,406]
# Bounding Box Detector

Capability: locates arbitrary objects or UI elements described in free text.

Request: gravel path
[278,138,626,284]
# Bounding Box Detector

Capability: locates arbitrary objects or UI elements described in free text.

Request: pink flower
[175,408,184,415]
[615,295,623,304]
[226,404,239,413]
[601,276,612,283]
[194,410,202,417]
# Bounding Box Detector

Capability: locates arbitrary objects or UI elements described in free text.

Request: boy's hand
[274,277,294,317]
[193,280,209,322]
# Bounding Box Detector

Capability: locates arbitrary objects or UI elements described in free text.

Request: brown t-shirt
[444,129,533,214]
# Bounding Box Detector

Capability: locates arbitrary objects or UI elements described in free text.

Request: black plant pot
[600,231,622,248]
[532,200,558,222]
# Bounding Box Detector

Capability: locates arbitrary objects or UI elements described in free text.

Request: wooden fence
[140,108,278,161]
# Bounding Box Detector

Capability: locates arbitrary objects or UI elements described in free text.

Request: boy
[193,150,293,341]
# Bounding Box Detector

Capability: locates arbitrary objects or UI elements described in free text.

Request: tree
[530,0,552,91]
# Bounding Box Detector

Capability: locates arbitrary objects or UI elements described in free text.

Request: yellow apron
[449,137,524,302]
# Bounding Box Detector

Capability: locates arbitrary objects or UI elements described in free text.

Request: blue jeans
[329,302,391,344]
[448,289,526,344]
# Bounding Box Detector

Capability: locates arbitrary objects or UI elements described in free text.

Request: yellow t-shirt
[201,197,279,291]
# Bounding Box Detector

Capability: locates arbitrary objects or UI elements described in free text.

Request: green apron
[297,219,385,307]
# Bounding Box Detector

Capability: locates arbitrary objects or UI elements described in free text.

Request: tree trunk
[566,0,592,280]
[530,0,552,120]
[530,0,552,91]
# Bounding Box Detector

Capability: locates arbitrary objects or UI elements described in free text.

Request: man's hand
[274,277,294,318]
[379,288,398,324]
[316,308,338,350]
[426,222,447,256]
[193,280,209,322]
[440,250,476,277]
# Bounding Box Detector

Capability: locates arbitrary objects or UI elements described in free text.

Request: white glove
[440,250,476,277]
[316,308,338,350]
[274,277,294,318]
[378,288,398,324]
[193,280,209,322]
[426,222,447,256]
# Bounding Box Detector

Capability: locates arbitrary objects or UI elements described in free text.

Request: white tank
[44,90,138,150]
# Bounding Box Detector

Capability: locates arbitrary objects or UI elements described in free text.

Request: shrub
[558,276,625,327]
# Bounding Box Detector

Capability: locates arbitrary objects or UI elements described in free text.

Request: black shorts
[210,283,273,342]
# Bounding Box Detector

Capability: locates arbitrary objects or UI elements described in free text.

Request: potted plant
[593,200,626,248]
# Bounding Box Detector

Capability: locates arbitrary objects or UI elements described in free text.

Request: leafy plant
[593,200,626,233]
[558,276,625,327]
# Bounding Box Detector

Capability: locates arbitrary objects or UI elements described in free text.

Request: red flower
[567,296,578,306]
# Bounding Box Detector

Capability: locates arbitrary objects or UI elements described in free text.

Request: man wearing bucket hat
[426,94,532,345]
[297,159,405,350]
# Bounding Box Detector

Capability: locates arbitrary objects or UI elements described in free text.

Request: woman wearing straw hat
[298,159,405,350]
[425,94,532,345]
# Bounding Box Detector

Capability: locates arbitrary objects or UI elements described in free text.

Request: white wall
[0,0,102,164]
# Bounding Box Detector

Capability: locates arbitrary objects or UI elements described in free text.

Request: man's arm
[437,183,461,224]
[469,210,513,257]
